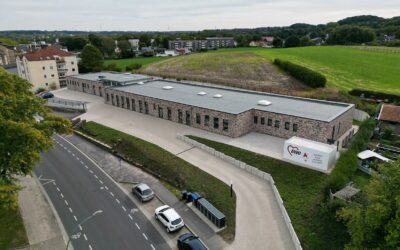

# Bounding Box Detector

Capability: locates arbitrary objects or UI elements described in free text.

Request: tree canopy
[327,25,375,45]
[338,159,400,249]
[79,44,104,72]
[0,68,70,209]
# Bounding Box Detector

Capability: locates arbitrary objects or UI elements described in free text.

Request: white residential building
[16,46,78,91]
[128,39,140,51]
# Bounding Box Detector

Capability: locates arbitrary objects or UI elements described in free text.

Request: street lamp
[66,210,103,250]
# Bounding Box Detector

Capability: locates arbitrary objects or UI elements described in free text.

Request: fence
[47,97,87,111]
[177,134,303,250]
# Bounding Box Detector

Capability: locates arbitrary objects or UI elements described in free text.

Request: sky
[1,0,399,31]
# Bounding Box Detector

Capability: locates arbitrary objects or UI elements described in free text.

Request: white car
[155,205,184,233]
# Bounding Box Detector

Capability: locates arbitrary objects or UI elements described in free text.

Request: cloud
[0,0,399,31]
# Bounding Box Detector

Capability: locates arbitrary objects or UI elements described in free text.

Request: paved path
[17,175,66,250]
[55,89,295,250]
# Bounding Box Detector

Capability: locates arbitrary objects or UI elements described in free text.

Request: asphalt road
[35,134,171,250]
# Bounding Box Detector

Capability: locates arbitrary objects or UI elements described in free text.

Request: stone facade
[67,76,354,145]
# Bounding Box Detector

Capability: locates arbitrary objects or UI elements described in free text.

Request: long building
[17,46,78,91]
[67,72,355,148]
[168,37,235,51]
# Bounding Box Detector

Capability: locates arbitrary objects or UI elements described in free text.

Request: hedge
[349,89,400,103]
[274,58,327,88]
[326,119,375,192]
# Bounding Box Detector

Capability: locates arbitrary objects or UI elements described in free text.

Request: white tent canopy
[357,150,389,162]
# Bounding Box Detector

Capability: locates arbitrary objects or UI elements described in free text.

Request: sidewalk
[63,133,227,250]
[17,175,67,250]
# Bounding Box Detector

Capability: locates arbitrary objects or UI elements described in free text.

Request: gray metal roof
[70,72,151,83]
[197,198,225,219]
[112,80,353,121]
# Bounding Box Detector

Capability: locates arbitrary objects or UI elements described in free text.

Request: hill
[141,46,400,95]
[141,52,306,92]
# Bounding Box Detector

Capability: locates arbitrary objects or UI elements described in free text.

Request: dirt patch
[140,52,308,94]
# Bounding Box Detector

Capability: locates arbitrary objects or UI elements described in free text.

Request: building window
[158,107,163,118]
[72,68,76,72]
[254,116,258,124]
[204,115,210,126]
[111,94,114,105]
[178,110,183,123]
[139,100,143,113]
[44,74,47,78]
[51,74,54,77]
[261,117,265,125]
[285,122,290,130]
[45,82,48,86]
[106,93,109,102]
[275,120,280,128]
[144,102,149,114]
[267,118,272,126]
[153,103,156,110]
[126,97,130,109]
[293,123,298,132]
[42,66,45,70]
[213,117,219,129]
[185,111,191,125]
[71,61,74,65]
[132,99,136,111]
[167,108,171,120]
[121,96,125,108]
[223,119,229,131]
[116,95,120,107]
[50,66,53,70]
[196,113,201,124]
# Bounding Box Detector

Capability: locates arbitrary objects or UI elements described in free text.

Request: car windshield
[142,189,152,195]
[171,218,182,225]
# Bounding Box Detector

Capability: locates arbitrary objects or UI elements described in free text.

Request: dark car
[37,92,54,99]
[177,233,207,250]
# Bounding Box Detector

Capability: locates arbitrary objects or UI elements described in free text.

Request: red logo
[287,145,301,156]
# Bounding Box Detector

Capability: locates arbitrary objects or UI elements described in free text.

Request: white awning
[357,150,390,162]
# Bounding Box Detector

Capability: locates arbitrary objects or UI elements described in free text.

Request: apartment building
[67,73,355,147]
[168,37,235,51]
[16,46,78,91]
[0,43,16,66]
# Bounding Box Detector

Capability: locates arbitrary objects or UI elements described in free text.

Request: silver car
[132,183,154,202]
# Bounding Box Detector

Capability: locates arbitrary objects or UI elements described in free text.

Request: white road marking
[104,186,109,190]
[76,157,80,161]
[115,198,120,204]
[99,180,103,184]
[64,200,69,206]
[94,175,98,179]
[72,153,75,157]
[142,233,148,240]
[60,193,64,198]
[84,165,88,169]
[110,192,114,197]
[89,244,93,250]
[135,223,140,230]
[52,182,56,186]
[67,150,71,153]
[150,244,156,250]
[122,206,127,212]
[128,214,133,220]
[56,187,60,192]
[79,225,83,231]
[69,207,73,213]
[83,233,88,241]
[80,161,84,164]
[89,170,93,174]
[73,215,78,221]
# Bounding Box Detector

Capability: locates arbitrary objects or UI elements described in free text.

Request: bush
[274,58,327,88]
[326,119,375,192]
[35,87,46,94]
[349,89,400,103]
[125,63,142,71]
[381,129,393,140]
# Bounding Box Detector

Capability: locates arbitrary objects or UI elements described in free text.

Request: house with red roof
[16,46,78,91]
[378,104,400,135]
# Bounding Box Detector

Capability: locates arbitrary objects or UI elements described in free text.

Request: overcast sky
[1,0,399,31]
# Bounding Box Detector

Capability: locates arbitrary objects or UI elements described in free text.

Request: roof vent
[197,91,207,96]
[258,100,272,106]
[98,75,106,79]
[213,94,223,98]
[137,82,144,85]
[163,86,174,90]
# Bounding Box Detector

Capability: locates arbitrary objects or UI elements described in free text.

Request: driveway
[54,89,295,250]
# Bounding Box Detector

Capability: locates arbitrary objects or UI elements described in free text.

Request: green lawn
[0,206,28,249]
[104,57,170,70]
[212,46,400,94]
[187,135,349,250]
[78,122,236,241]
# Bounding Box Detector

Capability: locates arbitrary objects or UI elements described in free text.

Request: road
[35,134,171,250]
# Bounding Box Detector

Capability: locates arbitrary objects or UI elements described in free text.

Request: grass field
[104,57,169,70]
[0,206,28,249]
[78,122,236,241]
[213,46,400,95]
[188,135,370,250]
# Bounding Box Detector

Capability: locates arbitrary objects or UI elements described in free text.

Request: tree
[0,68,70,209]
[88,33,103,48]
[338,159,400,249]
[272,37,283,48]
[284,35,300,47]
[300,36,313,46]
[117,40,134,58]
[79,44,103,72]
[60,36,88,51]
[100,36,115,58]
[327,25,375,44]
